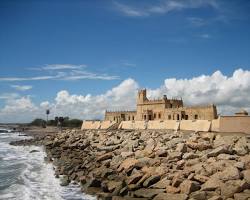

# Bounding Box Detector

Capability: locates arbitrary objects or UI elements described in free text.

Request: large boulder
[143,175,161,187]
[234,192,250,200]
[150,177,171,189]
[215,166,240,181]
[180,180,200,194]
[117,158,139,172]
[233,137,249,156]
[133,188,165,198]
[183,152,199,160]
[220,180,249,198]
[207,146,230,157]
[126,173,144,185]
[153,193,188,200]
[201,178,223,191]
[242,170,250,184]
[96,152,113,162]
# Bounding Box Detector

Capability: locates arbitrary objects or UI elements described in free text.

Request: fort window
[144,115,146,120]
[185,115,188,120]
[170,104,172,108]
[177,114,180,120]
[114,117,115,121]
[158,113,161,119]
[194,114,198,119]
[168,115,171,120]
[154,113,156,119]
[132,116,134,120]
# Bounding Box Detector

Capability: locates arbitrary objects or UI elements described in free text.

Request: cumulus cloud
[0,69,250,123]
[0,78,138,123]
[11,85,33,91]
[147,68,250,115]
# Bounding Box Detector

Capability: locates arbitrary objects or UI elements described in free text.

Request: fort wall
[81,118,250,134]
[180,120,211,132]
[218,116,250,134]
[81,121,101,130]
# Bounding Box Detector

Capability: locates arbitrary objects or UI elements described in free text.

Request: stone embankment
[11,129,250,200]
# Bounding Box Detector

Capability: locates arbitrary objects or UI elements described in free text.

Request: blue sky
[0,0,250,122]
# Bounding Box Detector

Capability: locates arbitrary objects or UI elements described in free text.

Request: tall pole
[46,109,50,123]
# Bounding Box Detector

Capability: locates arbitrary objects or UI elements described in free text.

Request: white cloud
[11,85,33,91]
[41,64,87,70]
[0,64,119,82]
[1,69,250,122]
[199,33,211,39]
[0,78,138,122]
[0,75,59,81]
[147,68,250,115]
[187,17,207,26]
[60,70,119,81]
[40,101,50,108]
[122,62,137,67]
[114,2,148,17]
[0,93,19,100]
[114,0,219,17]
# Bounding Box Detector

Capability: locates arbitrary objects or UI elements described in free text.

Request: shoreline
[10,127,250,200]
[0,130,92,200]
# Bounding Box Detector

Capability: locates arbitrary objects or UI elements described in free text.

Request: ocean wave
[0,132,95,200]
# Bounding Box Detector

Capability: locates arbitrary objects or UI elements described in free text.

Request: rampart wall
[81,116,250,134]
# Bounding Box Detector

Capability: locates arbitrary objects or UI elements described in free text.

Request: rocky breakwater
[11,129,250,200]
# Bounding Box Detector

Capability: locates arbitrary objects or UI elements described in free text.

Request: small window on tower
[158,113,161,119]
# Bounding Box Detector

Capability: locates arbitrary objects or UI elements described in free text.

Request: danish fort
[82,89,250,134]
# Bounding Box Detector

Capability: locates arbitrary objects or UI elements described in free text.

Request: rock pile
[11,129,250,200]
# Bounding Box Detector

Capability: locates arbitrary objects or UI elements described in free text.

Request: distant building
[105,89,217,122]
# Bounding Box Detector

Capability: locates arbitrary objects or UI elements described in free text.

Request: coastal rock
[29,149,39,153]
[118,158,139,172]
[143,175,161,187]
[180,180,200,194]
[242,170,250,184]
[201,178,223,191]
[60,176,70,186]
[126,173,144,185]
[215,166,240,181]
[11,128,250,199]
[234,192,250,200]
[183,152,199,160]
[189,191,206,200]
[96,152,113,162]
[220,180,249,198]
[133,188,165,198]
[166,186,180,193]
[150,177,171,189]
[207,146,230,157]
[153,193,188,200]
[168,151,182,160]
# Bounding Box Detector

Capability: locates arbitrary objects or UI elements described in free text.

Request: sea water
[0,131,96,200]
